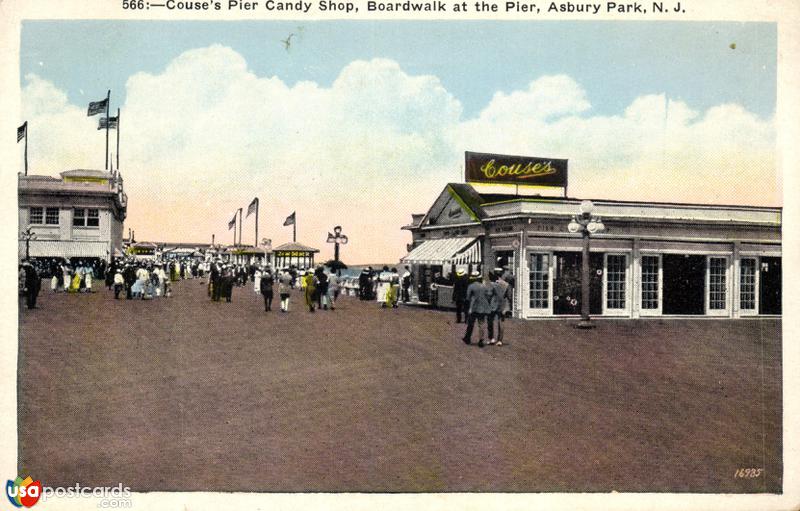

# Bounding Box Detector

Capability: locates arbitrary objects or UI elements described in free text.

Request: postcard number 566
[735,468,763,478]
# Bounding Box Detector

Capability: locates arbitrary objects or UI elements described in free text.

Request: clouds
[20,46,777,262]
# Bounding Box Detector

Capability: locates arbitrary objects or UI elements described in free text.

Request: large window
[641,255,660,310]
[73,208,100,227]
[29,207,43,224]
[740,258,757,311]
[45,207,59,225]
[708,257,728,311]
[528,253,550,309]
[605,254,627,311]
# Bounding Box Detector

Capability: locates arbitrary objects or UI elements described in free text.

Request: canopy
[24,240,108,259]
[401,237,481,266]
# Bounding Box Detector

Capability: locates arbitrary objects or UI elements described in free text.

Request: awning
[401,237,481,265]
[23,240,109,259]
[451,238,482,265]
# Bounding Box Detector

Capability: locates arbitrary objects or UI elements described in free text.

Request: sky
[18,20,778,264]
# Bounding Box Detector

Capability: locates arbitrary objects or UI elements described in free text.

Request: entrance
[662,254,705,315]
[760,257,781,315]
[552,252,603,315]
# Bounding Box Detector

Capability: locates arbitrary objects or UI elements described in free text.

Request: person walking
[303,271,317,312]
[401,265,413,303]
[328,270,340,310]
[488,270,510,346]
[278,269,292,312]
[452,268,469,323]
[315,265,329,310]
[260,268,274,311]
[462,271,496,348]
[21,260,40,310]
[113,267,124,299]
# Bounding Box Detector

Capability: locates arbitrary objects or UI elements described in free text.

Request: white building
[18,169,127,262]
[402,183,782,319]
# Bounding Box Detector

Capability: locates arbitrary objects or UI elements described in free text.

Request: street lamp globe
[579,200,594,215]
[567,221,581,233]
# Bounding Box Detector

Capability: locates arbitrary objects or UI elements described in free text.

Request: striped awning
[402,237,480,265]
[451,238,482,265]
[22,240,110,259]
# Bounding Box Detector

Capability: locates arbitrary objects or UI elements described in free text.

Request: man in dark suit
[452,268,469,323]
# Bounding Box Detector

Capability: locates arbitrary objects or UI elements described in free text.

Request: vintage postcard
[1,1,797,510]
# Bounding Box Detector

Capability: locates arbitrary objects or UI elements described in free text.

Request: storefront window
[29,207,43,224]
[709,257,727,310]
[740,258,757,311]
[606,255,627,310]
[528,253,549,309]
[641,255,659,310]
[45,207,59,225]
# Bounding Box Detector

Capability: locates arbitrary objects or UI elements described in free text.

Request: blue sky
[21,20,776,119]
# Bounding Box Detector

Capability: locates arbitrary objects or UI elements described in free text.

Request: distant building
[272,242,320,269]
[18,169,127,262]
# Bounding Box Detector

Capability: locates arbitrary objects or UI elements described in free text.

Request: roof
[60,169,113,179]
[273,242,320,253]
[446,182,782,214]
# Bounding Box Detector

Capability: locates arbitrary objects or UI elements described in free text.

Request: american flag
[98,116,118,130]
[87,98,108,116]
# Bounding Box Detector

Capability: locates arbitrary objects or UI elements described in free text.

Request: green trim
[482,197,568,206]
[446,185,480,222]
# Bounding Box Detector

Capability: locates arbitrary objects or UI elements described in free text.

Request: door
[639,254,662,316]
[706,256,730,316]
[759,257,781,315]
[738,257,759,316]
[553,252,603,315]
[527,252,551,316]
[603,254,630,315]
[662,254,705,315]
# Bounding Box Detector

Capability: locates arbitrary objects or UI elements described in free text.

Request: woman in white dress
[254,268,262,294]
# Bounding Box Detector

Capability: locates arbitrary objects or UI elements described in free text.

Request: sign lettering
[465,151,567,187]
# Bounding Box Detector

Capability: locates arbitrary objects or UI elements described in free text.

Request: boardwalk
[18,279,781,492]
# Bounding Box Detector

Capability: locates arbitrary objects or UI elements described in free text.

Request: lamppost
[21,227,35,260]
[326,226,348,262]
[567,200,605,329]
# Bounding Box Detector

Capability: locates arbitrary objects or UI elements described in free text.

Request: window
[528,253,550,309]
[606,254,627,310]
[708,257,727,310]
[73,208,100,227]
[29,207,43,224]
[740,258,757,311]
[45,207,59,225]
[641,255,660,310]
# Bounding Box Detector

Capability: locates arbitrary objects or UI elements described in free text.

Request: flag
[246,197,258,218]
[98,116,118,130]
[17,122,26,142]
[283,212,295,226]
[228,215,237,230]
[87,98,108,116]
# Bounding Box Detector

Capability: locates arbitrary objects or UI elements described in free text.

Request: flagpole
[105,90,110,170]
[24,123,28,176]
[255,198,259,248]
[293,213,296,243]
[116,108,120,172]
[238,208,243,248]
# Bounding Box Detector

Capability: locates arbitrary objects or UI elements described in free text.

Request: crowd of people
[20,253,517,348]
[205,261,346,313]
[357,265,414,307]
